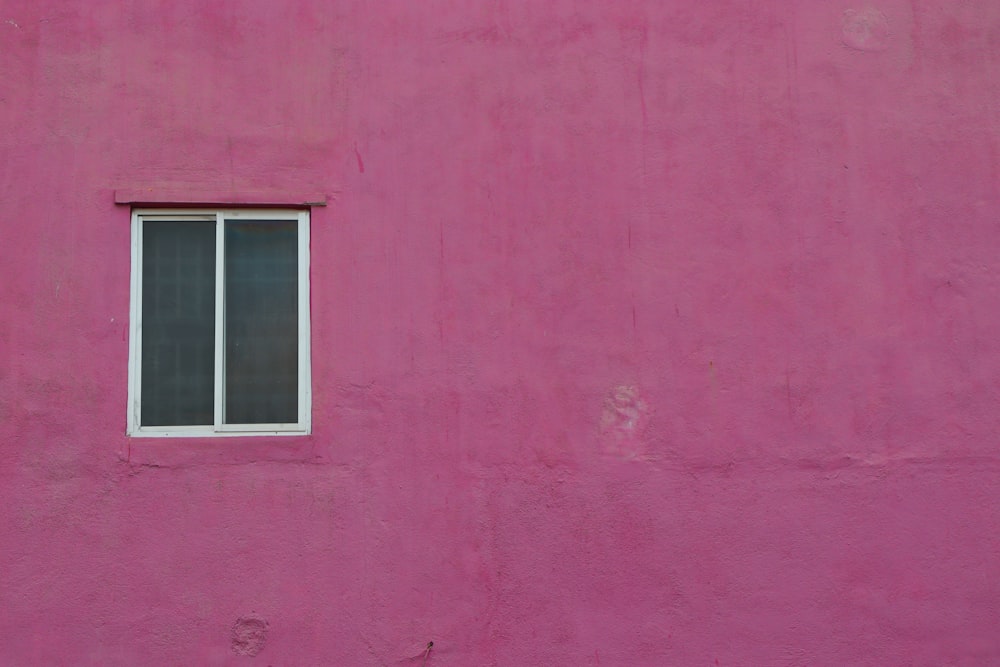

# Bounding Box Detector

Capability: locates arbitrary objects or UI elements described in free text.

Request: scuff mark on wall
[842,7,890,52]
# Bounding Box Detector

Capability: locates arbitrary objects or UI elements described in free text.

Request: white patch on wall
[600,385,649,459]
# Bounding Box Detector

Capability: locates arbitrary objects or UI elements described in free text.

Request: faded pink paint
[1,1,999,664]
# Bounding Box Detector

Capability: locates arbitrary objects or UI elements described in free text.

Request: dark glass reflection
[141,221,216,426]
[224,220,298,424]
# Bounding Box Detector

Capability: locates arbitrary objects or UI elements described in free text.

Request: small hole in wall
[231,615,268,657]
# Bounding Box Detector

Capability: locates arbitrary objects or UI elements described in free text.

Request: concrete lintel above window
[114,189,329,208]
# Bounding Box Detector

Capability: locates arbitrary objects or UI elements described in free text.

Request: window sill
[129,427,310,438]
[122,432,318,468]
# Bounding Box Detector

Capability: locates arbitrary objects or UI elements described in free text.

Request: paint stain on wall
[842,7,890,51]
[354,143,365,173]
[600,385,648,459]
[231,615,268,657]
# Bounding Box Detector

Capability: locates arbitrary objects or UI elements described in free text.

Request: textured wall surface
[2,1,1000,664]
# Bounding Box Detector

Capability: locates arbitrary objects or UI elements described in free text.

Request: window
[127,209,311,436]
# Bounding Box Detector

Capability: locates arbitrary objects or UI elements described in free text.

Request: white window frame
[127,208,311,437]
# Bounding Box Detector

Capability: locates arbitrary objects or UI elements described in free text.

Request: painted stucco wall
[2,1,999,664]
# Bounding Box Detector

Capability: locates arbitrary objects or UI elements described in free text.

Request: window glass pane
[141,221,216,426]
[224,220,298,424]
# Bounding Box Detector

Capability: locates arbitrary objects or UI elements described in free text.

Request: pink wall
[2,1,999,663]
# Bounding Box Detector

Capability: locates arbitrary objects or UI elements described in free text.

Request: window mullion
[213,212,225,431]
